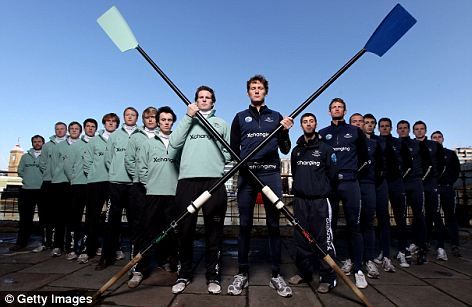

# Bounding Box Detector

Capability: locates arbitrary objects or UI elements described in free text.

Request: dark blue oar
[94,4,416,305]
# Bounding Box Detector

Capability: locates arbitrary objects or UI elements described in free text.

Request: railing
[2,169,471,227]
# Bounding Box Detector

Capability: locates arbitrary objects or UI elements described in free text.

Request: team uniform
[14,148,44,249]
[290,133,337,286]
[39,135,66,249]
[400,136,430,262]
[63,135,92,258]
[438,147,461,255]
[319,120,368,275]
[80,130,111,262]
[230,106,290,277]
[170,110,230,290]
[420,138,447,254]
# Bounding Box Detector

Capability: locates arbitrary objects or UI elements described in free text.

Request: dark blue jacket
[359,136,384,184]
[419,138,446,183]
[377,134,411,181]
[439,148,460,185]
[319,120,369,180]
[290,134,336,198]
[231,105,290,173]
[400,136,431,181]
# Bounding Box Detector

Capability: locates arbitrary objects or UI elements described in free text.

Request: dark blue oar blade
[364,4,416,57]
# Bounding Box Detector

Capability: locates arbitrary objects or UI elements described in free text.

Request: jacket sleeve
[169,115,193,150]
[17,154,26,178]
[39,143,49,174]
[124,137,137,179]
[104,136,114,170]
[221,121,232,163]
[230,115,241,157]
[419,141,432,177]
[374,141,384,183]
[436,142,446,178]
[138,141,149,185]
[83,140,93,176]
[355,128,370,168]
[63,148,74,181]
[450,150,461,183]
[277,114,291,154]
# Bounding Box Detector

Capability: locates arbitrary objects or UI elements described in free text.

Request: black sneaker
[9,244,26,252]
[452,246,462,257]
[95,258,114,271]
[416,249,427,265]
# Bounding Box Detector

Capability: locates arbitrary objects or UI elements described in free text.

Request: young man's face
[431,133,444,145]
[349,114,364,129]
[301,116,317,135]
[363,118,376,134]
[68,124,82,139]
[196,90,214,112]
[378,120,392,136]
[247,80,267,105]
[397,123,410,138]
[55,124,67,138]
[329,102,346,120]
[32,138,44,150]
[413,123,426,140]
[159,112,174,135]
[105,119,118,133]
[143,113,158,130]
[84,122,97,137]
[124,109,138,126]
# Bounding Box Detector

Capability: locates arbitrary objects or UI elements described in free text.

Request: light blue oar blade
[364,4,416,57]
[97,6,138,52]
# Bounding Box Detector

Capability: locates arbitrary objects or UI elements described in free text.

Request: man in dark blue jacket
[397,120,430,264]
[319,98,369,289]
[288,113,337,293]
[228,75,293,297]
[431,130,461,258]
[413,121,447,261]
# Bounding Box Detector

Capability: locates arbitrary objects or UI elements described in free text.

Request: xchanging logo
[247,132,270,138]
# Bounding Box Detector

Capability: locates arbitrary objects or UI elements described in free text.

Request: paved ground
[0,228,471,307]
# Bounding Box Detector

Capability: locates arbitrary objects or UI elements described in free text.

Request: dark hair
[83,118,98,128]
[431,130,443,138]
[329,97,346,111]
[157,106,177,122]
[413,120,427,131]
[247,75,269,94]
[378,117,392,127]
[397,120,410,129]
[123,107,139,118]
[102,113,120,126]
[55,122,67,129]
[68,121,83,133]
[31,135,45,144]
[194,86,216,103]
[363,113,377,124]
[300,112,317,124]
[349,112,363,123]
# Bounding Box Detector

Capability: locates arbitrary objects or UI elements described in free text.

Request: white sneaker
[382,257,396,272]
[207,280,221,294]
[269,275,293,297]
[33,245,46,253]
[77,253,89,264]
[172,278,190,294]
[115,250,125,260]
[227,274,248,296]
[355,270,368,289]
[437,248,448,261]
[366,260,380,279]
[341,258,353,275]
[407,243,418,256]
[66,251,78,260]
[96,248,102,256]
[396,251,410,268]
[51,248,62,257]
[374,251,383,264]
[128,272,143,288]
